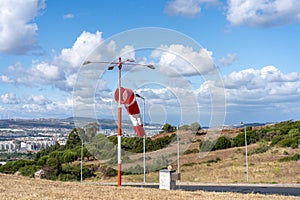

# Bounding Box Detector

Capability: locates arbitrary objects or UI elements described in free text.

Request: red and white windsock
[114,87,145,138]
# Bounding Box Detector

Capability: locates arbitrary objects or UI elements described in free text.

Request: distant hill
[0,117,163,132]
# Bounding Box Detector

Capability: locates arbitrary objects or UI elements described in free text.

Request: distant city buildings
[0,127,70,153]
[0,118,163,154]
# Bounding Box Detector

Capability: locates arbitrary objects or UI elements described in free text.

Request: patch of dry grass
[104,145,300,184]
[0,173,298,200]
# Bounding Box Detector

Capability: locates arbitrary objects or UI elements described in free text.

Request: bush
[248,146,269,155]
[200,140,214,152]
[19,165,39,177]
[37,156,49,166]
[278,154,300,162]
[0,159,35,174]
[277,138,298,148]
[62,150,78,163]
[206,157,221,164]
[213,136,232,150]
[271,135,285,146]
[233,133,245,147]
[105,167,118,177]
[183,148,199,155]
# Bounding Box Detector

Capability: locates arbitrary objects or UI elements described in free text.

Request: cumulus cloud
[58,31,105,69]
[6,95,73,118]
[23,95,52,105]
[3,62,64,87]
[219,53,238,66]
[1,31,119,93]
[1,93,19,104]
[222,66,300,106]
[0,75,14,83]
[164,0,218,17]
[151,44,216,76]
[227,0,300,27]
[0,0,45,54]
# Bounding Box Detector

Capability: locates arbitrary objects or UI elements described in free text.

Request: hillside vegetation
[0,128,177,181]
[0,120,299,184]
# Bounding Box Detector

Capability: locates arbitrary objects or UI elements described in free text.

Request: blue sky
[1,0,300,127]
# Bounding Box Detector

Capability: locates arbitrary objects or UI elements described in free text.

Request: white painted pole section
[245,126,249,182]
[80,138,83,183]
[177,128,180,184]
[143,99,146,184]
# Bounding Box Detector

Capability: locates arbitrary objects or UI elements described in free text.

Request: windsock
[114,87,145,138]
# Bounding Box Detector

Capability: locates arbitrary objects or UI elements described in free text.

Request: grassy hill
[0,120,299,185]
[100,122,300,184]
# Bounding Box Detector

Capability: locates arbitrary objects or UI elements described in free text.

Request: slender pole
[80,138,83,183]
[143,99,146,184]
[244,126,249,182]
[177,126,180,184]
[117,57,122,187]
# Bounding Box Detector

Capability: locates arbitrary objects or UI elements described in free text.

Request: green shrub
[278,154,300,162]
[62,150,78,163]
[283,151,289,155]
[248,146,269,155]
[200,140,214,152]
[37,156,49,166]
[277,138,298,148]
[182,162,198,167]
[19,165,39,177]
[213,136,232,150]
[206,157,221,164]
[0,159,35,174]
[233,133,245,147]
[183,148,199,155]
[271,135,285,146]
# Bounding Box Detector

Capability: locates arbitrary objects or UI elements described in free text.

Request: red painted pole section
[117,106,122,186]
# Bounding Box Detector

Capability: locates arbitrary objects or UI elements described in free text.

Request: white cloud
[223,66,300,105]
[58,31,105,69]
[1,93,19,104]
[0,0,45,54]
[151,44,215,76]
[0,75,14,83]
[227,0,300,27]
[5,62,64,86]
[164,0,218,17]
[1,31,117,92]
[23,95,51,105]
[7,95,73,118]
[63,13,74,19]
[219,53,238,66]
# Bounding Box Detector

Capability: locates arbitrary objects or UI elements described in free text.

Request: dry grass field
[102,143,300,184]
[0,173,299,200]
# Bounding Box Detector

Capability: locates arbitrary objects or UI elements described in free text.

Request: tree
[190,122,201,133]
[66,128,82,149]
[200,140,214,152]
[213,136,232,150]
[43,157,62,179]
[84,122,99,141]
[178,124,189,131]
[62,150,78,163]
[161,123,176,133]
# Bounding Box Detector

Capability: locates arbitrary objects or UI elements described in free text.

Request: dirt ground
[0,173,299,200]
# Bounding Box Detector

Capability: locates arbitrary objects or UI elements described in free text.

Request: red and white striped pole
[117,57,122,187]
[82,57,154,187]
